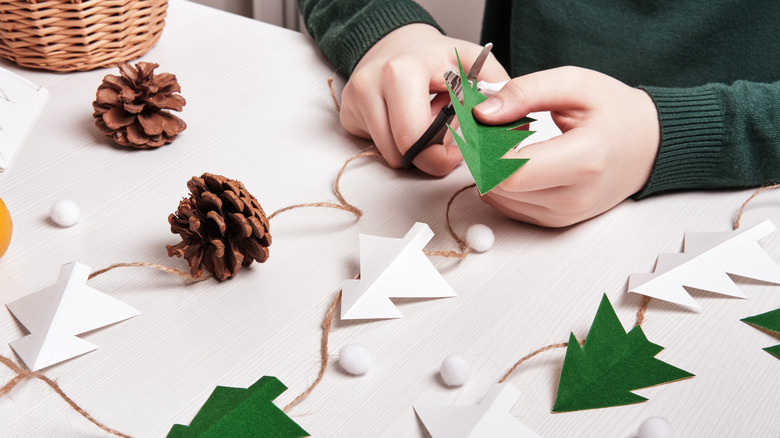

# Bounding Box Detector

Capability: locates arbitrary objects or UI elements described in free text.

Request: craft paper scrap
[414,383,542,438]
[0,67,48,171]
[167,376,309,438]
[553,294,693,412]
[628,220,780,310]
[742,308,780,359]
[5,262,140,371]
[447,52,535,195]
[341,222,456,320]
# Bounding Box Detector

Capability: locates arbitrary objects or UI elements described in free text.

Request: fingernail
[475,96,502,115]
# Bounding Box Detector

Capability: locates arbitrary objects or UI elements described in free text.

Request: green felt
[742,308,780,359]
[447,51,534,195]
[168,376,309,437]
[553,294,694,413]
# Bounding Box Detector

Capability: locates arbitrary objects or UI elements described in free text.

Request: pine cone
[166,173,271,281]
[92,62,186,149]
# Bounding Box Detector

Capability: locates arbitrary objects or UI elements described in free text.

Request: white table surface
[1,1,779,437]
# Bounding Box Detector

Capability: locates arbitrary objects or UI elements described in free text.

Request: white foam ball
[638,416,674,438]
[466,224,494,252]
[440,354,470,386]
[50,199,80,227]
[339,343,371,376]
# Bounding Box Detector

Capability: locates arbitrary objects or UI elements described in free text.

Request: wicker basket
[0,0,168,72]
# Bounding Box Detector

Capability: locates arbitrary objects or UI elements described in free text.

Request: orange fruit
[0,198,12,259]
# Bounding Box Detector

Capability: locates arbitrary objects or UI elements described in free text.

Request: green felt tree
[742,308,780,359]
[168,376,309,438]
[446,52,535,195]
[553,294,694,413]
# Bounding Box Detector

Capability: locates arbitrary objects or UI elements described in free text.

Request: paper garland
[553,294,693,412]
[742,308,780,359]
[5,262,140,371]
[168,376,309,438]
[628,220,780,310]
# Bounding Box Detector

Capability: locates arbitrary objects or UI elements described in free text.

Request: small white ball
[50,199,80,227]
[638,416,674,438]
[339,343,371,376]
[466,224,494,252]
[439,354,470,386]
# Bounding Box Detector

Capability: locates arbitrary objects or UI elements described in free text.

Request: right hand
[340,23,510,176]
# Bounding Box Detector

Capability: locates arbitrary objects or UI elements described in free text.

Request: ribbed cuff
[634,85,726,199]
[327,2,443,76]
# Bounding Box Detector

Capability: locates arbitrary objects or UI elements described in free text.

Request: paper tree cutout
[628,220,780,310]
[553,294,693,412]
[340,222,456,319]
[168,376,309,437]
[447,52,535,195]
[414,383,542,437]
[5,262,140,371]
[742,308,780,359]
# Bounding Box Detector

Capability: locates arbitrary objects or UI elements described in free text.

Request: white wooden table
[1,1,778,436]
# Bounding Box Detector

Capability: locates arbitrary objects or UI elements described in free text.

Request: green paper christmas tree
[742,308,780,359]
[553,294,694,413]
[447,51,535,195]
[168,376,309,438]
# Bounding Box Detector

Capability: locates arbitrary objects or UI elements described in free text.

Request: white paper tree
[6,262,140,371]
[628,220,780,310]
[340,222,456,320]
[414,383,542,438]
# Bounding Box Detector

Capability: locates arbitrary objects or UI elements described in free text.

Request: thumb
[473,66,591,125]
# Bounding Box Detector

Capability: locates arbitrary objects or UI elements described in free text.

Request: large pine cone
[93,62,186,149]
[166,173,271,281]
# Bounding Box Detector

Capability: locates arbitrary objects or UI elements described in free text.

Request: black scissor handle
[401,104,457,170]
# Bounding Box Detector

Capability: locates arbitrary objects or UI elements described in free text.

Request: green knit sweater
[297,0,780,198]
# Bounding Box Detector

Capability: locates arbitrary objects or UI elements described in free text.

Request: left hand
[473,66,661,227]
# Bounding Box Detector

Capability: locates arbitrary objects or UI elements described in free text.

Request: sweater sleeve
[296,0,443,76]
[635,80,780,198]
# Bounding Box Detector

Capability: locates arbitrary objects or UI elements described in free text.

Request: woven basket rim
[0,0,168,72]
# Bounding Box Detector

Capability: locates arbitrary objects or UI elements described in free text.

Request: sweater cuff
[326,3,443,76]
[634,86,725,199]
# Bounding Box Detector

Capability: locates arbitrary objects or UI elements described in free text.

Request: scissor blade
[466,42,493,82]
[443,69,463,100]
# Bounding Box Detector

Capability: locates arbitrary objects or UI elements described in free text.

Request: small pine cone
[93,62,186,149]
[166,173,271,280]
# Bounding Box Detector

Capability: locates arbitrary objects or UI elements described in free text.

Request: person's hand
[340,23,510,176]
[473,66,660,227]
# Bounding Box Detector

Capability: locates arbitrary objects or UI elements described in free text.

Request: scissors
[401,43,493,170]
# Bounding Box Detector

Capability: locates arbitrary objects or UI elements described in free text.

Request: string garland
[1,73,777,436]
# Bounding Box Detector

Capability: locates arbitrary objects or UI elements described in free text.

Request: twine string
[327,76,340,112]
[267,149,376,221]
[0,355,132,438]
[424,183,475,259]
[283,289,344,413]
[733,183,780,230]
[88,261,212,282]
